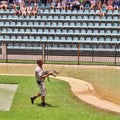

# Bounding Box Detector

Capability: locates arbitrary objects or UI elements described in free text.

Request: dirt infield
[55,76,120,114]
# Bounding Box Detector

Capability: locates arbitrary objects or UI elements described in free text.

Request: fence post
[1,42,8,63]
[42,43,46,63]
[77,44,80,65]
[114,44,117,66]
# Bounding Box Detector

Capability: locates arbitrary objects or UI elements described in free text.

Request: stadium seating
[0,8,120,53]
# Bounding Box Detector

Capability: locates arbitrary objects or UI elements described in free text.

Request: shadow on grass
[37,103,57,108]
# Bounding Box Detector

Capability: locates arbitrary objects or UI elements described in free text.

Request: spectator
[96,0,102,11]
[113,0,119,10]
[41,0,47,6]
[26,5,32,15]
[107,0,113,10]
[79,0,84,10]
[56,0,62,10]
[20,4,27,16]
[14,2,21,16]
[31,3,38,16]
[19,0,26,7]
[61,0,66,10]
[90,0,97,10]
[71,0,80,11]
[119,0,120,8]
[30,0,37,6]
[9,0,14,4]
[51,0,56,9]
[84,0,91,9]
[99,3,107,18]
[0,0,8,10]
[66,0,74,10]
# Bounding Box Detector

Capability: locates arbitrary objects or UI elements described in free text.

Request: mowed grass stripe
[0,75,120,120]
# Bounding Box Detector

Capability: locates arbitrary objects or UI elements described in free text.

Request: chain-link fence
[0,42,120,66]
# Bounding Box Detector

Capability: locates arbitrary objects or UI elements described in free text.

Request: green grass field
[0,64,120,119]
[0,75,120,120]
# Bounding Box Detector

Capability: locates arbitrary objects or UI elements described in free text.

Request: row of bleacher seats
[0,9,120,52]
[6,43,120,52]
[0,8,119,15]
[0,27,119,36]
[0,35,119,43]
[0,13,120,21]
[0,21,120,29]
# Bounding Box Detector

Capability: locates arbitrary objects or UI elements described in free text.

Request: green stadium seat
[56,29,61,34]
[106,29,112,35]
[19,28,25,33]
[83,15,89,20]
[82,22,88,27]
[74,29,80,34]
[54,36,60,42]
[35,36,41,42]
[41,36,47,41]
[51,22,57,27]
[16,21,21,26]
[69,22,75,27]
[77,15,82,20]
[22,21,27,26]
[86,37,92,42]
[4,21,9,26]
[60,36,66,42]
[105,37,111,42]
[113,10,119,14]
[10,36,16,41]
[8,28,13,33]
[78,10,84,14]
[99,29,105,36]
[53,15,59,20]
[26,28,31,33]
[76,22,81,27]
[71,15,77,20]
[81,29,86,35]
[4,35,10,41]
[13,28,19,33]
[107,10,113,15]
[17,36,22,41]
[68,29,74,34]
[34,21,39,26]
[92,37,98,42]
[46,22,51,26]
[0,21,4,26]
[66,36,73,42]
[48,36,53,41]
[29,36,35,41]
[99,37,105,42]
[73,36,78,42]
[49,29,55,34]
[43,28,49,34]
[48,15,53,20]
[65,15,71,20]
[0,35,3,41]
[63,22,69,27]
[2,14,7,19]
[23,36,28,41]
[57,22,63,27]
[62,29,67,34]
[36,15,41,19]
[38,28,43,33]
[1,28,7,33]
[28,21,33,26]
